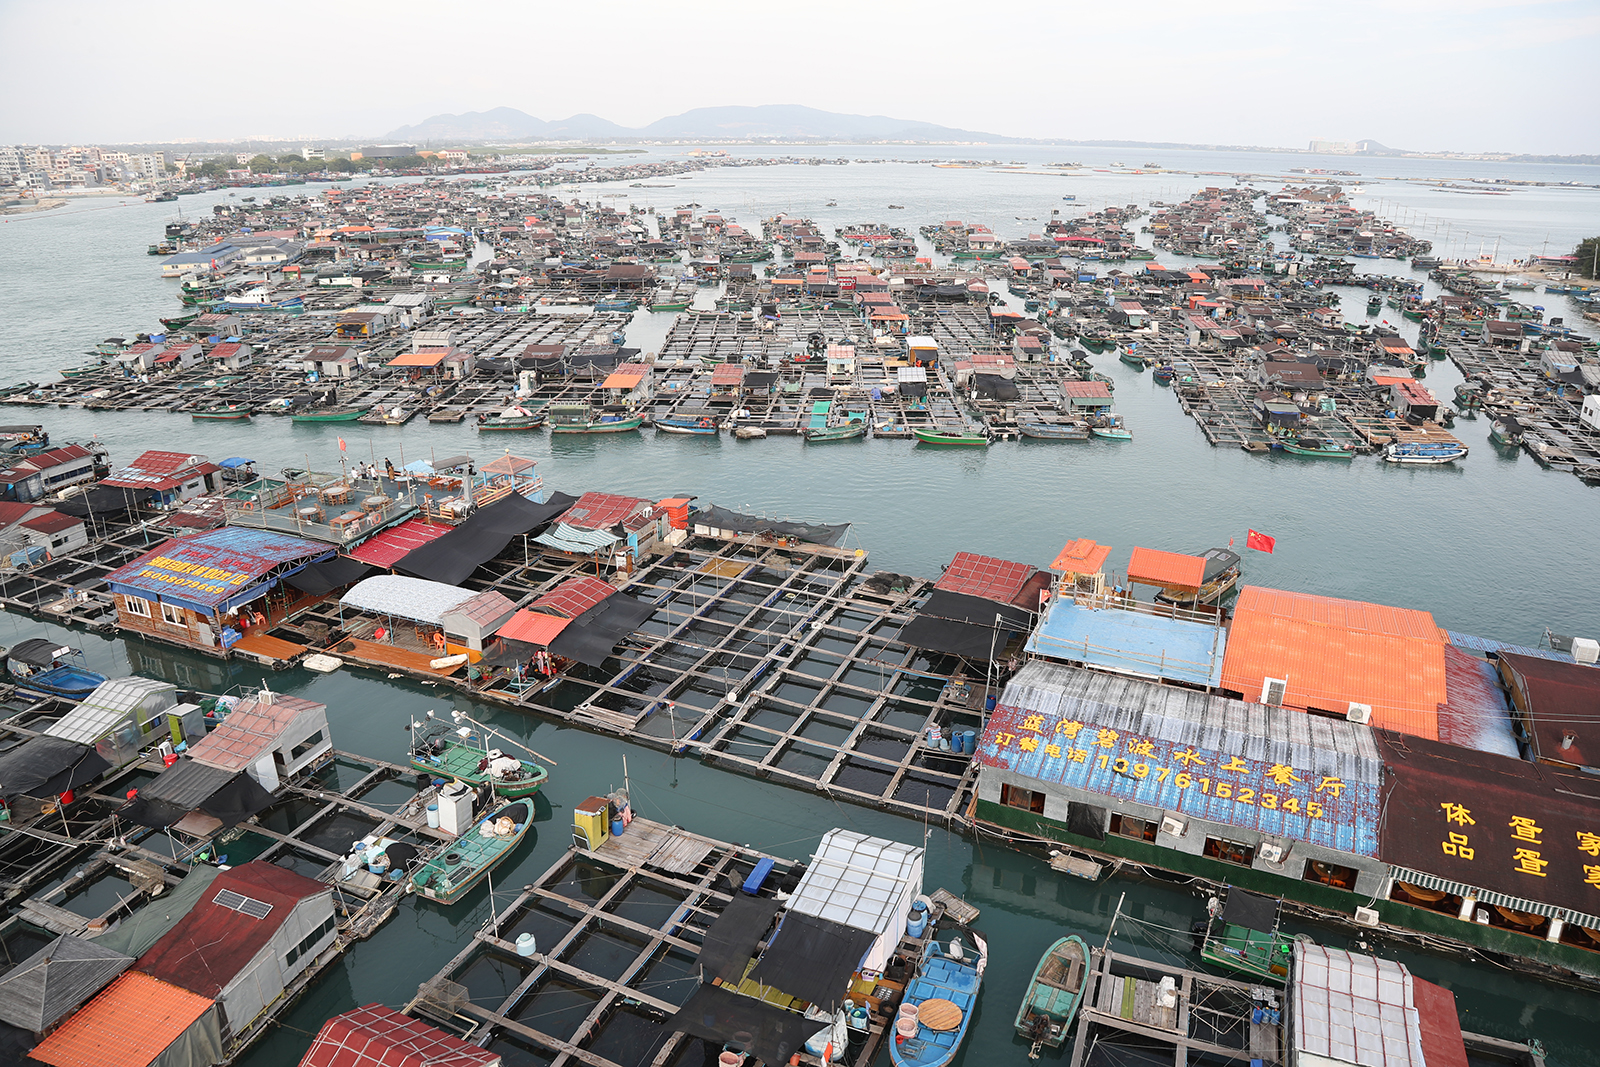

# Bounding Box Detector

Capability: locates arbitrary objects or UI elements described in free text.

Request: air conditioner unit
[1159,816,1187,838]
[1353,907,1381,927]
[1261,677,1288,707]
[1258,843,1285,865]
[1346,702,1372,724]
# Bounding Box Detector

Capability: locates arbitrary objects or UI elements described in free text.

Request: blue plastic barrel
[906,908,928,938]
[962,730,976,754]
[611,817,625,836]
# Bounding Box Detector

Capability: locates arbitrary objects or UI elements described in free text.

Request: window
[160,603,185,626]
[1109,813,1157,842]
[1000,783,1045,814]
[285,913,338,968]
[1303,859,1358,891]
[1203,837,1256,867]
[289,730,325,763]
[124,595,151,618]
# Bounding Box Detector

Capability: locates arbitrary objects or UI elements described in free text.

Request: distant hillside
[385,104,1008,143]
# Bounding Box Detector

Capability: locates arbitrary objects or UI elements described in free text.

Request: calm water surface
[1,144,1597,1064]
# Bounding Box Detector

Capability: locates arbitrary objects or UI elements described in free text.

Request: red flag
[337,436,347,452]
[1246,529,1276,554]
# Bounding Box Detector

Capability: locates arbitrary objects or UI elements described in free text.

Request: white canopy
[340,575,477,625]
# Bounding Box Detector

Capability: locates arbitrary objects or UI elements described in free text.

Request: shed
[784,829,923,974]
[0,933,133,1033]
[28,971,223,1067]
[437,589,519,652]
[44,677,199,770]
[1291,943,1469,1067]
[185,691,331,792]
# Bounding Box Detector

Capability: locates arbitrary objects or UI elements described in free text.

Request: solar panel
[212,888,273,919]
[213,889,246,910]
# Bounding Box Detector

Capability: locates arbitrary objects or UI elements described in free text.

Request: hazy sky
[3,0,1596,153]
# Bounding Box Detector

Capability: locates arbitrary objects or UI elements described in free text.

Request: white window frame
[124,595,151,618]
[160,602,185,627]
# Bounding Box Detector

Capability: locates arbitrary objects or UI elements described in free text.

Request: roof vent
[1346,702,1372,725]
[1261,677,1288,708]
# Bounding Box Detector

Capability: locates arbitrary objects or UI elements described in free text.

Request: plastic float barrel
[895,1017,918,1040]
[906,908,927,939]
[516,933,537,957]
[426,802,440,829]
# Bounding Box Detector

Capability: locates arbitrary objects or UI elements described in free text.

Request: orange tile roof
[1220,585,1446,739]
[1050,539,1111,575]
[386,349,450,368]
[31,972,213,1067]
[498,610,570,647]
[1126,547,1206,589]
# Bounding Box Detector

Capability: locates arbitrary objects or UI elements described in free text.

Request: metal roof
[788,829,922,936]
[1291,943,1467,1067]
[440,589,518,630]
[531,576,616,619]
[341,575,478,625]
[1126,547,1206,589]
[532,523,620,554]
[934,551,1036,605]
[979,661,1381,857]
[561,491,650,531]
[187,694,325,772]
[28,971,215,1067]
[346,518,451,569]
[44,678,177,745]
[1050,539,1112,575]
[0,933,133,1032]
[299,1004,503,1067]
[105,528,330,610]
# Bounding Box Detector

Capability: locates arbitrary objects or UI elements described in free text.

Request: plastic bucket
[426,802,440,828]
[898,1002,919,1020]
[516,933,537,957]
[368,855,388,876]
[896,1017,918,1037]
[906,909,927,939]
[962,729,976,754]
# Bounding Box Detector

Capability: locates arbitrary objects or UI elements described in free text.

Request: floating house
[43,677,200,771]
[184,689,331,792]
[101,451,220,508]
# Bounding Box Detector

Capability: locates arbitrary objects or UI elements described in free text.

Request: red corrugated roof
[299,1004,501,1067]
[347,518,451,568]
[710,364,744,385]
[935,552,1036,604]
[497,609,569,647]
[137,863,329,998]
[1220,586,1445,739]
[532,576,616,619]
[1126,547,1206,589]
[1060,381,1112,399]
[562,492,649,531]
[30,972,214,1067]
[1050,539,1111,574]
[1410,977,1470,1067]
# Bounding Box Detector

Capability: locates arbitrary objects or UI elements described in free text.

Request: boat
[1152,364,1175,383]
[408,716,548,799]
[291,407,365,423]
[1014,935,1088,1056]
[549,404,644,434]
[191,404,251,421]
[158,312,200,329]
[1490,416,1524,446]
[1090,414,1133,440]
[656,414,720,436]
[409,795,533,904]
[913,427,989,446]
[1280,435,1354,458]
[477,406,545,431]
[1366,295,1382,314]
[891,923,987,1067]
[3,639,107,698]
[1018,417,1089,441]
[1118,349,1150,368]
[805,420,867,442]
[1153,547,1243,607]
[1197,888,1293,983]
[1384,440,1468,464]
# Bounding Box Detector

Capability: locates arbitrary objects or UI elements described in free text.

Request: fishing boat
[1366,295,1382,314]
[1197,888,1292,983]
[158,312,201,330]
[1014,935,1088,1056]
[1280,435,1353,458]
[891,924,987,1067]
[1490,415,1524,446]
[1018,417,1089,441]
[805,420,866,442]
[3,639,107,698]
[913,427,989,446]
[1090,414,1132,440]
[291,407,365,423]
[1152,364,1175,383]
[191,404,251,421]
[1118,349,1150,368]
[1154,547,1242,608]
[477,406,545,431]
[548,403,643,434]
[408,715,549,799]
[409,795,532,905]
[1384,440,1468,464]
[656,414,720,436]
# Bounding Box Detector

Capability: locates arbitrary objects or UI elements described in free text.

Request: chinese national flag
[1246,529,1276,554]
[337,436,347,452]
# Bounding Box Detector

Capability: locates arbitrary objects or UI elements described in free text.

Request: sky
[2,0,1597,154]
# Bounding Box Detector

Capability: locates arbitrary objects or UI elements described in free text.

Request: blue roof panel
[1026,599,1227,687]
[106,528,330,610]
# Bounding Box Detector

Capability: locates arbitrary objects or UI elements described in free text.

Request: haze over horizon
[2,0,1596,155]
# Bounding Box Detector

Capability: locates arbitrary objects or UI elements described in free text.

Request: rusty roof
[1126,547,1207,589]
[299,1003,502,1067]
[346,518,451,569]
[497,610,569,647]
[532,576,616,619]
[29,972,214,1067]
[1497,651,1600,767]
[1220,586,1446,739]
[1050,539,1111,575]
[187,694,324,772]
[934,552,1036,605]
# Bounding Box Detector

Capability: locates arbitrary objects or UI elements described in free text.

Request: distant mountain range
[384,104,1009,143]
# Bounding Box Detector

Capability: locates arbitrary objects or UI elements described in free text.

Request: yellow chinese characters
[1508,816,1542,843]
[1440,803,1475,826]
[1512,848,1548,877]
[1442,832,1475,860]
[1578,831,1600,857]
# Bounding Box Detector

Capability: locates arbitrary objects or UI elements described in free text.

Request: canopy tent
[395,491,576,586]
[546,593,655,668]
[695,504,849,547]
[898,590,1033,660]
[747,913,877,1010]
[284,556,375,597]
[667,984,806,1067]
[0,933,133,1033]
[0,736,110,799]
[8,638,74,666]
[340,575,478,626]
[698,895,781,985]
[1221,888,1279,934]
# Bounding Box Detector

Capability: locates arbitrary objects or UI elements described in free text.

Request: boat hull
[913,429,988,446]
[291,409,365,422]
[551,416,643,434]
[891,933,985,1067]
[15,665,108,698]
[408,741,548,799]
[410,798,533,904]
[477,419,544,431]
[1014,934,1088,1050]
[805,424,866,442]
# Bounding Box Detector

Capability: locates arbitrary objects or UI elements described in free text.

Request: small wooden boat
[1018,417,1089,441]
[805,420,866,443]
[550,414,643,434]
[3,639,107,698]
[291,407,365,423]
[1280,436,1353,458]
[192,405,251,421]
[409,730,548,799]
[1384,440,1468,464]
[1118,349,1150,368]
[1090,414,1132,440]
[477,406,545,431]
[656,415,720,436]
[891,925,987,1067]
[1152,364,1175,383]
[913,427,988,446]
[1014,935,1088,1056]
[409,796,533,905]
[1490,416,1524,446]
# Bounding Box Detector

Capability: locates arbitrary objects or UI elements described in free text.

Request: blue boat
[656,414,719,436]
[891,925,987,1067]
[4,638,107,698]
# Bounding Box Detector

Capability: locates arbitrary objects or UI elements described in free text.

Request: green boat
[291,407,365,423]
[1090,414,1133,440]
[1280,436,1353,459]
[550,416,643,434]
[1015,934,1089,1055]
[1198,888,1292,984]
[409,796,533,905]
[408,733,548,799]
[648,299,691,312]
[477,406,545,431]
[913,427,989,446]
[191,405,252,421]
[1118,350,1150,368]
[410,257,467,271]
[805,420,866,442]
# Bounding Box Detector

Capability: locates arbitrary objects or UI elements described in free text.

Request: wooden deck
[591,816,719,875]
[332,636,465,677]
[230,631,308,665]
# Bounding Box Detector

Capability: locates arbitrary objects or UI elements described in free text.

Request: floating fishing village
[0,146,1594,1067]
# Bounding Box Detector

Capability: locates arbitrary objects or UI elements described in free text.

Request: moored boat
[1018,417,1089,441]
[3,639,107,698]
[408,716,549,799]
[1280,435,1353,458]
[549,413,643,434]
[409,795,533,904]
[1153,547,1242,608]
[191,405,251,421]
[805,420,867,442]
[656,414,720,436]
[1014,934,1088,1056]
[1090,414,1132,440]
[1384,440,1468,464]
[891,923,987,1067]
[913,427,989,446]
[291,407,365,423]
[477,406,545,431]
